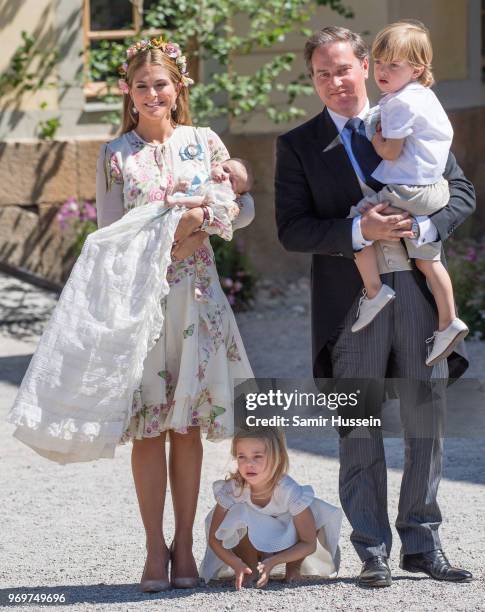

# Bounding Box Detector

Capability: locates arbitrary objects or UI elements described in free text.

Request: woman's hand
[174,207,204,242]
[256,557,275,588]
[231,558,252,590]
[171,230,206,261]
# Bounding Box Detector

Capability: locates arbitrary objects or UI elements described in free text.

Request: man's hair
[304,26,369,75]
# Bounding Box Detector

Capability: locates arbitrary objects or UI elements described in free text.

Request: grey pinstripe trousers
[330,270,448,561]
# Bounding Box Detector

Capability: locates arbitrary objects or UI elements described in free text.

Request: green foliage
[0,30,58,94]
[446,238,485,339]
[37,101,61,139]
[88,0,353,126]
[211,235,257,310]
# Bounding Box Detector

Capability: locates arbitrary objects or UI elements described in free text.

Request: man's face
[311,41,369,117]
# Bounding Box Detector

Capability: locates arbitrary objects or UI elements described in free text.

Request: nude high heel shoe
[170,541,199,589]
[139,556,171,592]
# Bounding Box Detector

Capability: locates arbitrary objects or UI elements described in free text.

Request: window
[83,0,163,98]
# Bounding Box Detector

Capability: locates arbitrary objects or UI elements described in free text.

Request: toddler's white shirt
[372,82,453,185]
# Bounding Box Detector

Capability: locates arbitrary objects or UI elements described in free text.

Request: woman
[97,38,255,591]
[9,37,254,592]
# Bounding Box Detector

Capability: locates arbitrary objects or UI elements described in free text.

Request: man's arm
[275,135,354,258]
[430,151,476,241]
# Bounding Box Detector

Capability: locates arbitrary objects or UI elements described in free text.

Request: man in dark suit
[275,26,474,587]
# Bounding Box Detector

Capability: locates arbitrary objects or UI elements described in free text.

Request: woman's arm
[256,507,317,587]
[95,145,124,229]
[208,504,253,590]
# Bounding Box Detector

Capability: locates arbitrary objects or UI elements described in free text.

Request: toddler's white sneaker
[425,318,469,366]
[351,284,396,333]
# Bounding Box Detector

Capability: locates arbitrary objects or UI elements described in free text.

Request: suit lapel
[317,108,364,207]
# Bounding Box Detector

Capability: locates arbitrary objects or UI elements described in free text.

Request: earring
[132,104,138,114]
[171,101,177,113]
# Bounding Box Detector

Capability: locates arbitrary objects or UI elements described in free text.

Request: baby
[166,158,253,221]
[350,21,468,366]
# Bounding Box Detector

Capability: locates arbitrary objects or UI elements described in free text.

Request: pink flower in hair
[118,79,130,94]
[165,43,181,58]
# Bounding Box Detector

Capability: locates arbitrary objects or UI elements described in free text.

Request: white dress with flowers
[199,475,343,582]
[97,126,254,441]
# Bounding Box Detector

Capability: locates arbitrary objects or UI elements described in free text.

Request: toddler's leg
[415,259,455,330]
[415,259,469,366]
[351,245,396,333]
[354,245,382,298]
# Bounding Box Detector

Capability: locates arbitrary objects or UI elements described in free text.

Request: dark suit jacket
[275,108,476,379]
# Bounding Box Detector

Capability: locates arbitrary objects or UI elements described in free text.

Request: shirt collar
[327,100,370,134]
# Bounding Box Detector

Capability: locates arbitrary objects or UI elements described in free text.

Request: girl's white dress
[7,126,254,463]
[199,475,343,582]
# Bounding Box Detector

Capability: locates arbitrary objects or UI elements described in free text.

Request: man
[275,26,474,587]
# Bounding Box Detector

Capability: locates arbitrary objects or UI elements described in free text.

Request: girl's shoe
[351,285,396,333]
[139,556,170,593]
[425,318,469,366]
[170,541,199,589]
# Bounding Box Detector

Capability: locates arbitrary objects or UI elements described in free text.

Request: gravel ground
[0,272,484,611]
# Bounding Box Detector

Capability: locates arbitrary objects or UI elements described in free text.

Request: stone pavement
[0,272,484,611]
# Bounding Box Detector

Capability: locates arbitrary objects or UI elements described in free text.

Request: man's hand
[231,558,252,590]
[360,202,414,241]
[174,207,204,242]
[171,230,206,261]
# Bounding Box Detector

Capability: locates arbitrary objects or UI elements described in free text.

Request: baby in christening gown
[166,158,253,219]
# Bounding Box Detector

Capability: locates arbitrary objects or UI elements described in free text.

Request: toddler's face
[235,439,271,488]
[373,58,423,94]
[211,160,248,194]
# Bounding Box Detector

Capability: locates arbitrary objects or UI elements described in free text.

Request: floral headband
[117,37,194,94]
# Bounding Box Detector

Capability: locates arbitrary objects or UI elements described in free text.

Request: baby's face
[212,160,248,194]
[373,57,423,94]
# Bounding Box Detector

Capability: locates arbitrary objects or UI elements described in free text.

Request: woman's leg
[131,434,170,580]
[169,426,203,579]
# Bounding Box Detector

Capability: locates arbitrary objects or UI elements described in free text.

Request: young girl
[199,428,342,589]
[349,21,468,366]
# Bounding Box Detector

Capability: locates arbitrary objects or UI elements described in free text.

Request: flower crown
[118,37,194,94]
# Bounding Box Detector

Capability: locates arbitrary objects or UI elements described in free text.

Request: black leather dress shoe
[358,556,392,587]
[400,549,473,582]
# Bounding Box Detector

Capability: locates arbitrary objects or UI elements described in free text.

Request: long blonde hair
[119,48,192,134]
[228,428,289,497]
[372,20,434,87]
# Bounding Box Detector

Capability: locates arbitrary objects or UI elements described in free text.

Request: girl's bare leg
[233,535,259,580]
[285,559,303,582]
[415,259,456,330]
[131,434,170,580]
[354,245,382,298]
[169,426,203,579]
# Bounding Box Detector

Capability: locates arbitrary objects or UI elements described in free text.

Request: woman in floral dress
[95,39,254,590]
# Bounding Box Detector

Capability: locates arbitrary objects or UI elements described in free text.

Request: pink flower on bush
[222,277,233,288]
[233,281,243,292]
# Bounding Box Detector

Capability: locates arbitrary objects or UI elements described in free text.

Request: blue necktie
[343,118,384,192]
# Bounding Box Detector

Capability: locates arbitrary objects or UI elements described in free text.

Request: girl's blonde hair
[120,48,192,134]
[372,20,434,87]
[228,428,289,496]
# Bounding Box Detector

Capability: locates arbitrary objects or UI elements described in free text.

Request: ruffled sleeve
[279,475,315,516]
[213,479,237,510]
[96,144,124,229]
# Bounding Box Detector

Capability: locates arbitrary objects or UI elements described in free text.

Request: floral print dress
[96,126,254,441]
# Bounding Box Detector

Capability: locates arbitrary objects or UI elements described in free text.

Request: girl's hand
[232,559,252,590]
[256,558,275,588]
